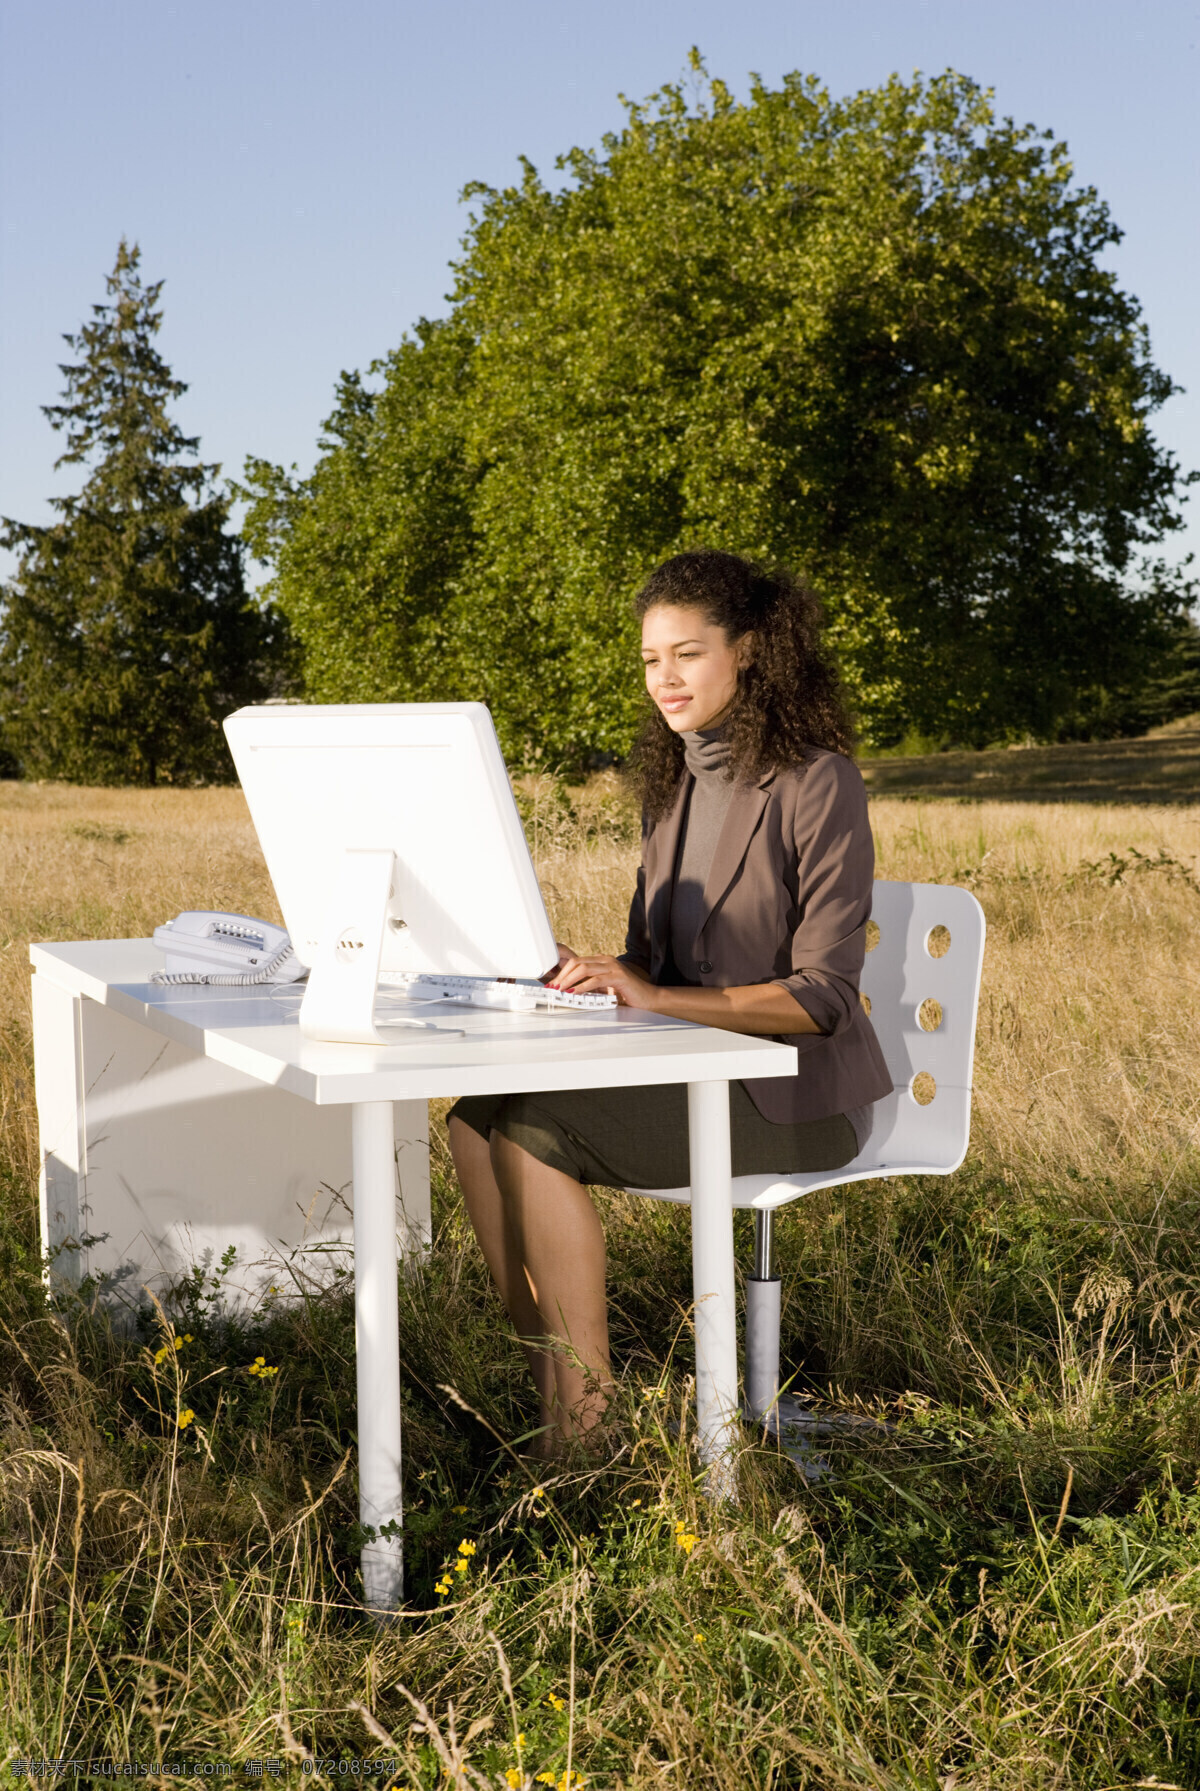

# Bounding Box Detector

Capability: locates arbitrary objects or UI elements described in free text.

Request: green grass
[4,1156,1200,1786]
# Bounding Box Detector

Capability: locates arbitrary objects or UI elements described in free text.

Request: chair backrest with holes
[857,881,986,1173]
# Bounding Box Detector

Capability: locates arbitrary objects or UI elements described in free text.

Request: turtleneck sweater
[669,727,737,980]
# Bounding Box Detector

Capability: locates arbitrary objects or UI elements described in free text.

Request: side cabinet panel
[31,977,431,1313]
[31,974,85,1281]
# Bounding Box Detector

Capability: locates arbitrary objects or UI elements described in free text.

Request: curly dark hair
[629,549,855,818]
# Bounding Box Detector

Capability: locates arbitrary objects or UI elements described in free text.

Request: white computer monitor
[223,703,559,1043]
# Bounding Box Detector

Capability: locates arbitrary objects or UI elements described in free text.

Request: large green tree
[1,242,289,784]
[242,63,1194,762]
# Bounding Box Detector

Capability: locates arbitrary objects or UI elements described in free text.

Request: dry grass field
[2,765,1200,1782]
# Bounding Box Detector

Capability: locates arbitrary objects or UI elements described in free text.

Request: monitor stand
[299,848,462,1046]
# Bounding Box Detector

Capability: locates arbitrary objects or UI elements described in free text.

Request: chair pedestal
[742,1206,888,1481]
[744,1274,781,1420]
[745,1207,781,1420]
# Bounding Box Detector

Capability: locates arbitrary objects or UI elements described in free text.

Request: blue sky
[2,0,1197,580]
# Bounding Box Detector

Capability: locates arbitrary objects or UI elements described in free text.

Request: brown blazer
[621,748,894,1124]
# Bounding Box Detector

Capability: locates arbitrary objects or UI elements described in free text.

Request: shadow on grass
[861,716,1200,804]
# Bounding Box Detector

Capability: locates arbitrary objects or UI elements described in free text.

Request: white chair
[628,880,986,1434]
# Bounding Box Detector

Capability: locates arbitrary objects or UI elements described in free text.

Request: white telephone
[151,911,304,986]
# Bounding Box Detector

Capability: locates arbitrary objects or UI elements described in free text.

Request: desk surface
[31,940,798,1106]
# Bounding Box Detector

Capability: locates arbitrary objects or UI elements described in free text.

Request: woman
[449,549,892,1453]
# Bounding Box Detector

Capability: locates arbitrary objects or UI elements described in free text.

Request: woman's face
[640,603,751,734]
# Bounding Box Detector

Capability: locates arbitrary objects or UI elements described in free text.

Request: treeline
[2,63,1196,783]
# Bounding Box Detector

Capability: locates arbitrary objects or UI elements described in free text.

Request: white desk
[31,939,797,1611]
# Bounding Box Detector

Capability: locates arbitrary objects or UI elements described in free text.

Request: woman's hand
[552,953,660,1011]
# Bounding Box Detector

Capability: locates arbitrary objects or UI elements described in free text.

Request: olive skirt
[448,1081,858,1191]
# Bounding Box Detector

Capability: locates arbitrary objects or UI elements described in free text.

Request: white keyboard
[379,972,617,1013]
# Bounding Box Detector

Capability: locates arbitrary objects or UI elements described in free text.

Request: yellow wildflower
[177,1409,195,1429]
[153,1346,169,1366]
[173,1336,184,1351]
[631,1498,642,1507]
[457,1538,476,1556]
[453,1504,468,1514]
[546,1692,566,1712]
[454,1558,469,1574]
[693,1633,706,1645]
[531,1486,545,1499]
[505,1774,521,1790]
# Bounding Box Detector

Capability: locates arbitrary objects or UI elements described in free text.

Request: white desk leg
[687,1080,738,1500]
[353,1100,404,1612]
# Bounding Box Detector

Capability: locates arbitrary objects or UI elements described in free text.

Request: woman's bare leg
[450,1118,614,1448]
[489,1133,614,1441]
[447,1118,557,1430]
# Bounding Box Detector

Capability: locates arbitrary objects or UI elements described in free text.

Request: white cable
[150,941,304,987]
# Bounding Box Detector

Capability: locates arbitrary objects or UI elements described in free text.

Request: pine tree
[0,241,289,784]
